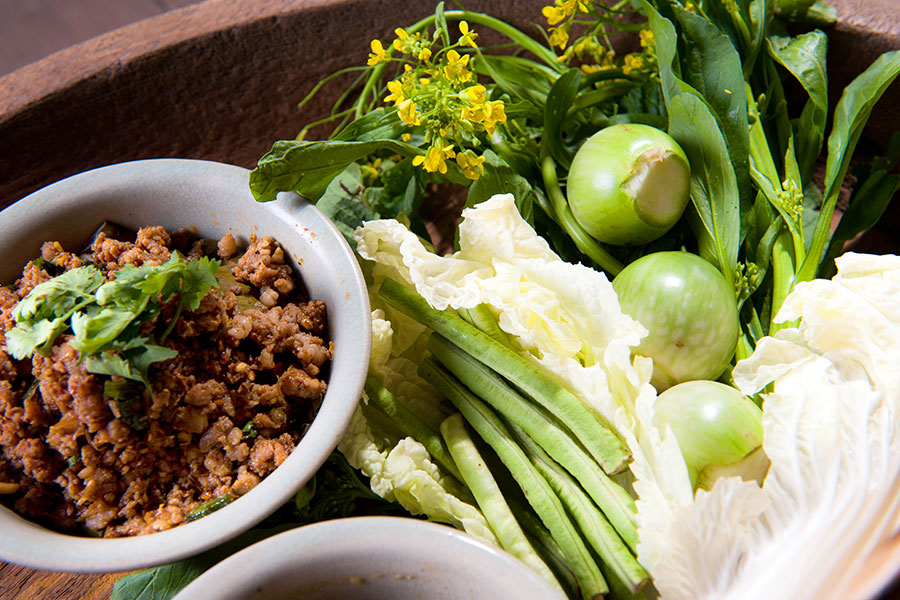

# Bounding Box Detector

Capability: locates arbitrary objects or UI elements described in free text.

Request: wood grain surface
[0,0,898,599]
[0,563,128,600]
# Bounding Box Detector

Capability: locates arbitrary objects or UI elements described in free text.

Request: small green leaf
[129,345,180,382]
[5,317,69,359]
[768,31,828,181]
[333,108,407,142]
[435,1,450,47]
[672,3,751,208]
[543,68,581,171]
[315,163,379,245]
[375,157,425,219]
[86,352,142,381]
[179,257,222,311]
[467,151,536,223]
[799,49,900,282]
[71,307,139,355]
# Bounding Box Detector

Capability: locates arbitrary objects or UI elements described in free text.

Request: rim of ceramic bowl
[172,516,567,600]
[0,158,370,572]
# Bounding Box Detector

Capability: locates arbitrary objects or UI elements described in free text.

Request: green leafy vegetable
[6,266,105,358]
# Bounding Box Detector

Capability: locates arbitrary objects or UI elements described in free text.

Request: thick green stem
[378,277,631,474]
[455,304,513,348]
[769,229,796,334]
[510,421,649,595]
[541,155,625,276]
[420,359,608,600]
[429,334,639,552]
[509,504,580,597]
[440,414,563,593]
[364,376,462,482]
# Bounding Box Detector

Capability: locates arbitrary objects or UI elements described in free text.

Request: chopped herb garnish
[104,379,150,430]
[184,495,235,523]
[241,420,258,439]
[7,253,221,391]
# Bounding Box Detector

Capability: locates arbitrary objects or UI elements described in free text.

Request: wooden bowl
[0,0,898,597]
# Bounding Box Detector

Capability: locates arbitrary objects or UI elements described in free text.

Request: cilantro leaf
[178,256,221,311]
[13,265,104,323]
[5,317,69,359]
[71,306,140,355]
[85,344,178,385]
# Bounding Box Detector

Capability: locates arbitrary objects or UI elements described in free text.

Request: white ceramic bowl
[173,516,567,600]
[0,159,370,572]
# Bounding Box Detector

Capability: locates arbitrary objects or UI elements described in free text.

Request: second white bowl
[174,516,567,600]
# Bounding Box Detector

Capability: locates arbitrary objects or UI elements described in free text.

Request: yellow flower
[622,54,646,75]
[549,25,570,50]
[412,142,455,174]
[463,84,487,104]
[543,0,590,25]
[384,80,406,105]
[639,29,655,49]
[418,47,433,62]
[401,133,413,142]
[542,4,567,25]
[393,27,410,52]
[397,99,421,126]
[368,39,389,66]
[461,105,487,125]
[580,64,601,74]
[483,100,507,135]
[443,50,472,82]
[456,150,485,180]
[573,0,592,13]
[459,21,478,48]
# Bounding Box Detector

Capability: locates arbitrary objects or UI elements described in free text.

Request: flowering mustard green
[366,21,505,178]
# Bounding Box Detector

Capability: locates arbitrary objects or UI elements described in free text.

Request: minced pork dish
[0,225,332,537]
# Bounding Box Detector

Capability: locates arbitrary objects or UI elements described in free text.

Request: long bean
[420,359,608,600]
[509,421,649,595]
[429,334,639,552]
[379,277,631,475]
[510,500,580,597]
[455,303,513,348]
[440,413,563,593]
[364,376,462,482]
